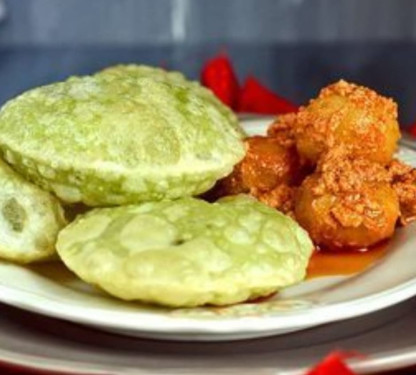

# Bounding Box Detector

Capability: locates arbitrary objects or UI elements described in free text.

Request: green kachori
[0,159,66,263]
[0,65,245,206]
[56,195,313,307]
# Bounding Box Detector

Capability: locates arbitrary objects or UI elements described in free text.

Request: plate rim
[0,334,416,375]
[1,269,416,335]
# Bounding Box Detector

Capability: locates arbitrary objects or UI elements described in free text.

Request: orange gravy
[306,241,390,279]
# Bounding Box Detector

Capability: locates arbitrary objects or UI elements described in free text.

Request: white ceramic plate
[0,118,415,342]
[0,292,416,374]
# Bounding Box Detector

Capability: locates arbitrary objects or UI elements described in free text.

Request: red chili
[238,76,298,114]
[306,352,357,375]
[410,124,416,137]
[200,53,240,109]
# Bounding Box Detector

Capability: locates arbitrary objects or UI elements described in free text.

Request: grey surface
[0,43,416,125]
[0,297,415,374]
[1,0,416,45]
[1,1,416,125]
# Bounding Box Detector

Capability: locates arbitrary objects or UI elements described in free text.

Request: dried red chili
[238,76,298,115]
[306,352,357,375]
[410,124,416,137]
[200,53,240,109]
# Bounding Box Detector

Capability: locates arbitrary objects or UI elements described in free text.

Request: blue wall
[0,0,415,125]
[0,0,415,45]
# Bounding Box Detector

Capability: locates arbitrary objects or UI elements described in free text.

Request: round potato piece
[294,80,400,165]
[0,65,245,206]
[240,136,303,189]
[295,175,399,250]
[206,136,306,214]
[57,196,313,307]
[0,159,66,263]
[207,136,302,194]
[295,149,400,250]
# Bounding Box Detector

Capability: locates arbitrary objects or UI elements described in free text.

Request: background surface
[0,0,415,126]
